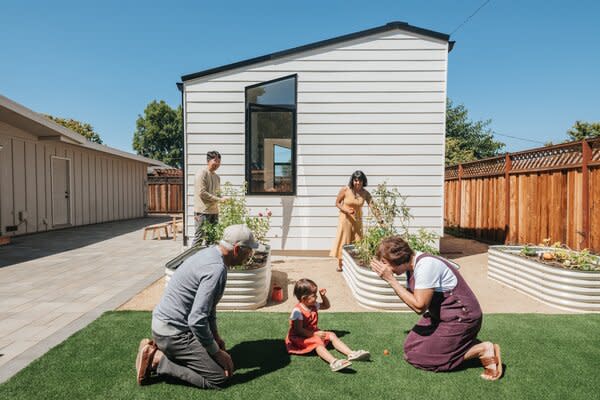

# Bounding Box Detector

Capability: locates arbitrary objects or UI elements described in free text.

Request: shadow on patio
[440,234,491,259]
[0,216,172,268]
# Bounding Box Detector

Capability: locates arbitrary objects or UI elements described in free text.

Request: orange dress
[330,188,368,261]
[285,303,331,354]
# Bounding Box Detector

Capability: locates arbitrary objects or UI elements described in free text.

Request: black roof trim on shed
[181,21,452,82]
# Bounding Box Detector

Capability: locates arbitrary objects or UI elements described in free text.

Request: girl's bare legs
[463,341,498,380]
[315,345,337,364]
[329,332,352,356]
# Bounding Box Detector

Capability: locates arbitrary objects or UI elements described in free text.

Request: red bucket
[271,285,284,302]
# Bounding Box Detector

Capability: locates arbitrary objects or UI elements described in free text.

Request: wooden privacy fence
[147,168,183,213]
[444,138,600,252]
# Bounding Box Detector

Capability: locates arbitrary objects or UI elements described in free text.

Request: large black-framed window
[245,74,297,195]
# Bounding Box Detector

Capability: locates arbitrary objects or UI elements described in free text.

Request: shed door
[52,157,71,226]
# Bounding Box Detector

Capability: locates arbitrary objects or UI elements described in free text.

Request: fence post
[581,140,591,249]
[504,153,512,244]
[457,163,463,227]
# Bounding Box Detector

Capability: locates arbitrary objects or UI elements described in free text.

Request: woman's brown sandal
[480,344,503,381]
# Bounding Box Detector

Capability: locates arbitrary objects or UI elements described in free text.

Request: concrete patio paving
[0,217,182,383]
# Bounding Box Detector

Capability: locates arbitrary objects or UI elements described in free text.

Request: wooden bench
[169,217,183,240]
[143,222,170,240]
[143,217,183,240]
[0,235,10,246]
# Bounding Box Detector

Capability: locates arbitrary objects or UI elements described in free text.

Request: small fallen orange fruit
[383,349,390,355]
[542,252,555,261]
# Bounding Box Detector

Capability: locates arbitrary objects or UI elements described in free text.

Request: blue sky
[1,0,598,154]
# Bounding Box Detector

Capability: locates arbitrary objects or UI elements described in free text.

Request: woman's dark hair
[376,236,414,266]
[293,278,318,301]
[207,150,221,161]
[348,170,367,188]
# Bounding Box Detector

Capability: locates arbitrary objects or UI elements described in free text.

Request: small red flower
[258,212,263,217]
[266,210,272,217]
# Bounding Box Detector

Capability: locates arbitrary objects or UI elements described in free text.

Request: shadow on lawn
[226,339,290,385]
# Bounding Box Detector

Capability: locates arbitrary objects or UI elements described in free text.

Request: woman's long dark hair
[348,170,368,188]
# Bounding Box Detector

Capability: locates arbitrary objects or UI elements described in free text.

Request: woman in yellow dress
[330,171,378,272]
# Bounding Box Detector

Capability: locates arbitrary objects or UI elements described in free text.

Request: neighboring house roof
[148,166,183,177]
[0,94,167,166]
[181,21,453,82]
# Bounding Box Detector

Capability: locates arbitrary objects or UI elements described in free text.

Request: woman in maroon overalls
[370,236,503,380]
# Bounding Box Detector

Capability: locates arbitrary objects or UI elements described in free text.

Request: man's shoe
[136,339,156,385]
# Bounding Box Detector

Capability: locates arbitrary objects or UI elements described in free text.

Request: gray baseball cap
[220,224,265,251]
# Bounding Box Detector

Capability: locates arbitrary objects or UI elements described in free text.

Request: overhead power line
[493,132,546,145]
[450,0,492,36]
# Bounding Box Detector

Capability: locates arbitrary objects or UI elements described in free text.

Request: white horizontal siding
[184,28,447,250]
[334,38,447,51]
[188,144,443,155]
[188,151,445,165]
[243,196,442,208]
[299,123,444,134]
[294,49,448,62]
[186,102,445,113]
[188,134,444,146]
[251,60,447,71]
[186,112,444,124]
[186,174,443,187]
[187,91,444,103]
[187,123,444,134]
[184,179,442,198]
[199,71,447,83]
[187,81,445,92]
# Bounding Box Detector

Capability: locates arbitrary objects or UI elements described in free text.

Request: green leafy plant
[519,239,600,272]
[200,182,272,269]
[202,182,271,245]
[352,182,439,266]
[520,245,538,257]
[563,248,600,271]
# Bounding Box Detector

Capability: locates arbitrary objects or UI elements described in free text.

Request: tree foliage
[132,100,183,168]
[445,99,505,166]
[566,121,600,141]
[45,115,103,144]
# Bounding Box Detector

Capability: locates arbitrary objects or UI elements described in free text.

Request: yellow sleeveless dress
[330,188,366,261]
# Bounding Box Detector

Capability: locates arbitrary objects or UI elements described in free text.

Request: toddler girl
[285,278,370,372]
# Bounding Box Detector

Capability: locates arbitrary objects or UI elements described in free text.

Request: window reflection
[246,75,296,194]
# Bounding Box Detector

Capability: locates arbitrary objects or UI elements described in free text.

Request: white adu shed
[0,94,165,237]
[179,22,453,251]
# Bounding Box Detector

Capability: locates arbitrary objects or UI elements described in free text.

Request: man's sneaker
[348,350,371,361]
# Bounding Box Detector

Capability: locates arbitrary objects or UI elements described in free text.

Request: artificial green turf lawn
[1,312,599,400]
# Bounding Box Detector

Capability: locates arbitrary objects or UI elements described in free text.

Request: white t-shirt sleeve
[289,308,303,321]
[413,254,458,292]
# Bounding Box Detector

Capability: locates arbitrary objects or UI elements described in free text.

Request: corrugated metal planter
[341,245,410,311]
[488,246,600,313]
[165,245,272,310]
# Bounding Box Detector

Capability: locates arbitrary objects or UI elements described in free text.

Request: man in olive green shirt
[193,151,224,246]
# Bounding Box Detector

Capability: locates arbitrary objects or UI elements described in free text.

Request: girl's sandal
[330,359,352,372]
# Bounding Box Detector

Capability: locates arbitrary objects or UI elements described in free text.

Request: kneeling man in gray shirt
[135,224,261,389]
